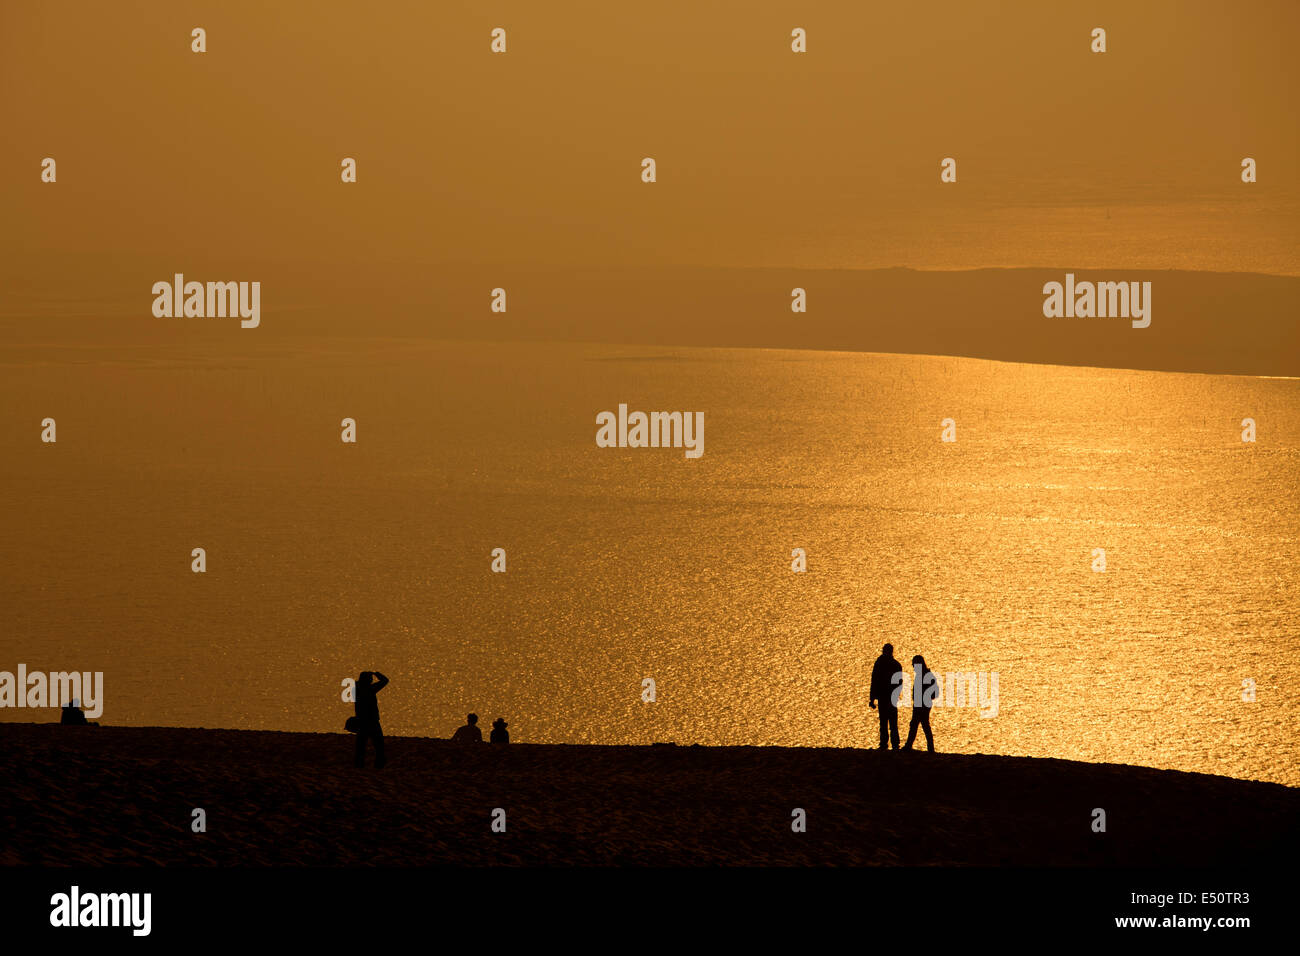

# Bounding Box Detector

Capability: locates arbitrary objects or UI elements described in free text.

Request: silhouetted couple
[452,713,510,744]
[869,644,936,752]
[353,671,389,768]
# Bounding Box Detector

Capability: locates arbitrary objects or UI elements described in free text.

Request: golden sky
[2,0,1296,289]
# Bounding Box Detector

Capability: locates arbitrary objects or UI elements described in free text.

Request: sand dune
[2,724,1294,866]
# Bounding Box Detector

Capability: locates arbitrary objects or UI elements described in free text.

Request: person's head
[493,718,507,728]
[912,655,926,670]
[882,643,894,658]
[467,713,478,725]
[358,671,373,686]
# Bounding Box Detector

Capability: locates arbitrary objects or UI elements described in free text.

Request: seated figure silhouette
[353,671,389,769]
[869,643,903,750]
[60,699,97,726]
[904,655,937,752]
[490,717,509,744]
[452,713,483,743]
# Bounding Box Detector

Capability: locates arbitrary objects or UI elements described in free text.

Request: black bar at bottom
[0,866,1270,943]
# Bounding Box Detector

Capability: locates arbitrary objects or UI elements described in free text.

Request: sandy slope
[1,724,1294,866]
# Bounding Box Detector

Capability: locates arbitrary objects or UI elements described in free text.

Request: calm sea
[2,337,1296,785]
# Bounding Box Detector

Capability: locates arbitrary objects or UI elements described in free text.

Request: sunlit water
[2,336,1296,785]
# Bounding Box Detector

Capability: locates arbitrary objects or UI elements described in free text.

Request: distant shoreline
[3,267,1295,378]
[4,724,1294,866]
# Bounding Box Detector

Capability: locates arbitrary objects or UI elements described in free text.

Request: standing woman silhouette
[904,656,936,752]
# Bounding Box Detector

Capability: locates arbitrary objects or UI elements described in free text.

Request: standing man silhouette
[869,643,903,750]
[354,670,389,769]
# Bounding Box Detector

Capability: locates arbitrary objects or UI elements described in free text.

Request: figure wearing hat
[490,717,510,744]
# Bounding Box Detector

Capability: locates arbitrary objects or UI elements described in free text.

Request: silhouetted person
[869,643,903,750]
[904,655,936,752]
[490,717,509,744]
[354,671,389,768]
[60,699,97,726]
[452,713,482,743]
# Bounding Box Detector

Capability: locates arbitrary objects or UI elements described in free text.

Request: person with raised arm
[353,671,389,769]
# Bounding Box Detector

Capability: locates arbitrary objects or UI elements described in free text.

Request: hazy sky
[2,0,1296,296]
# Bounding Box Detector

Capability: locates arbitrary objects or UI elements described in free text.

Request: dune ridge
[2,724,1294,866]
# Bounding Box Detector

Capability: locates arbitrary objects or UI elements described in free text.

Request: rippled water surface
[2,337,1296,785]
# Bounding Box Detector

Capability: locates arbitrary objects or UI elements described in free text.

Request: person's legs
[921,711,934,751]
[373,724,386,769]
[354,727,367,767]
[888,708,900,749]
[878,707,889,749]
[904,713,919,749]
